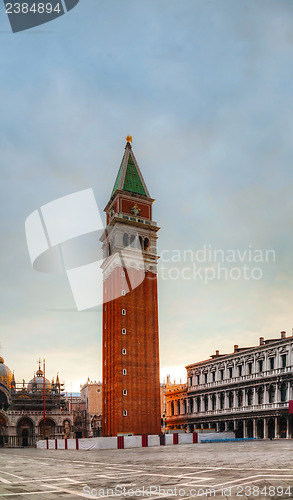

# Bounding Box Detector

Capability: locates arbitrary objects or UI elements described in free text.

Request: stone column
[283,380,288,402]
[263,418,267,439]
[224,392,229,409]
[275,417,280,438]
[180,399,185,415]
[253,387,257,406]
[253,419,257,438]
[264,385,269,404]
[208,395,212,412]
[289,382,293,401]
[275,384,279,403]
[216,394,220,410]
[243,420,247,438]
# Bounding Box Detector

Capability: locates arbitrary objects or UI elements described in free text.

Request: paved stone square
[0,441,292,499]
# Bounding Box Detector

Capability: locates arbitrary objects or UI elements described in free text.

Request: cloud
[1,0,293,388]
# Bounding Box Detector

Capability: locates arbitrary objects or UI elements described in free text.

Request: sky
[1,0,293,391]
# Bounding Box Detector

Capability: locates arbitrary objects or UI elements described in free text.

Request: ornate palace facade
[166,332,293,439]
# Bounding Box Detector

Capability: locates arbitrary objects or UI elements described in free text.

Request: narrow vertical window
[122,309,126,315]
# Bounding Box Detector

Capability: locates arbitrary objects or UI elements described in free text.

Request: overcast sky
[1,0,293,391]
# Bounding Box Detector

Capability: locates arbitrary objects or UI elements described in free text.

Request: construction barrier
[117,436,124,449]
[37,432,199,451]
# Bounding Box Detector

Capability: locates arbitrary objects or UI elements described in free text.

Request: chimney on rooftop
[281,331,286,339]
[234,344,238,353]
[215,350,219,356]
[259,337,264,346]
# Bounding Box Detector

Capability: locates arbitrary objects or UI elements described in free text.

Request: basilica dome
[0,357,13,388]
[28,368,51,392]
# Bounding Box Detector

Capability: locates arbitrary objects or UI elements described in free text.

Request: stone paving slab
[0,441,292,499]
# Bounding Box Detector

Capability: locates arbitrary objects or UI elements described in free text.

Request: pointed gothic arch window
[144,238,150,251]
[281,383,287,402]
[258,387,264,404]
[212,394,216,410]
[197,397,201,412]
[219,392,224,409]
[123,233,129,247]
[189,398,194,413]
[228,391,234,408]
[130,234,136,248]
[204,395,208,411]
[237,390,243,407]
[183,400,187,414]
[247,388,253,406]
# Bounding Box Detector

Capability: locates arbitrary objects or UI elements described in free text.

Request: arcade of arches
[184,416,293,439]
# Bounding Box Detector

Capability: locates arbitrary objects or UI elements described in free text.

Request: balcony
[109,212,157,226]
[193,402,289,417]
[167,401,289,420]
[188,366,292,391]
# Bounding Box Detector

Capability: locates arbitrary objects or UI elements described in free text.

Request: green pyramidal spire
[111,139,150,197]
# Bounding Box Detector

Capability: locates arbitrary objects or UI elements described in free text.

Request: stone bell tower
[100,137,161,436]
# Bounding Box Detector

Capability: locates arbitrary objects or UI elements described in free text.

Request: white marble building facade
[166,332,293,439]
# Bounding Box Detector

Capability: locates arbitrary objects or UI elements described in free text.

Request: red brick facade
[102,268,160,436]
